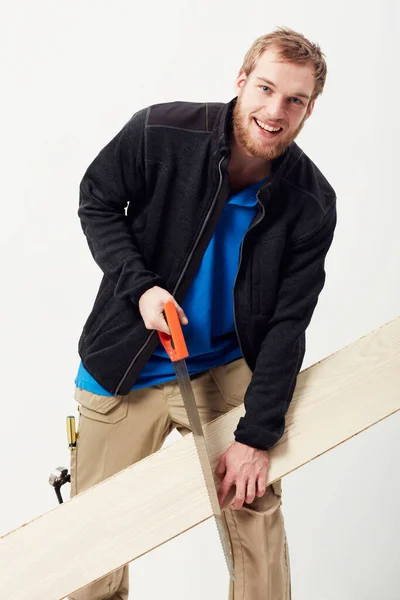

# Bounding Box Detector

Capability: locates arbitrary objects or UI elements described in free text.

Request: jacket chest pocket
[250,237,285,316]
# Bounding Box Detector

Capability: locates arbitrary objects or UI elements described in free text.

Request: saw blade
[172,359,235,581]
[157,301,235,580]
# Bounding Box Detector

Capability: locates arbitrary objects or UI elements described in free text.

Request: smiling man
[71,26,337,600]
[228,46,316,189]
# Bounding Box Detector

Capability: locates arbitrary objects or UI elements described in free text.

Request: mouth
[253,117,283,138]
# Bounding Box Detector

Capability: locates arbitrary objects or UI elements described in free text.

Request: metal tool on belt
[158,301,235,581]
[48,416,76,503]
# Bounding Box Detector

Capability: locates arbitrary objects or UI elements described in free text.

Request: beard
[232,93,308,162]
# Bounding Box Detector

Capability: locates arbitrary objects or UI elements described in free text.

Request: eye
[260,86,302,105]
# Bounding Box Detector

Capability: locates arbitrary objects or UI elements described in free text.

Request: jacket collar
[213,96,303,187]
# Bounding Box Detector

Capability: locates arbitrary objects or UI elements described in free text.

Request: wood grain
[1,316,399,600]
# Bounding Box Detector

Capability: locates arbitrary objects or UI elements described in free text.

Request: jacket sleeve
[78,107,167,306]
[234,200,337,450]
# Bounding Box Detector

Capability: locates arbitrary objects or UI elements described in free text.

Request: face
[232,47,316,163]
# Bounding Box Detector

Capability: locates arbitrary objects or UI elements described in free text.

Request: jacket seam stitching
[147,124,210,134]
[291,202,336,246]
[282,176,335,213]
[283,151,304,179]
[144,107,150,185]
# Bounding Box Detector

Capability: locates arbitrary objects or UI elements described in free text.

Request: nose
[265,96,286,121]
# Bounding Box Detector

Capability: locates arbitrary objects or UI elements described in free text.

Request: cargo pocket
[270,478,282,498]
[74,387,128,424]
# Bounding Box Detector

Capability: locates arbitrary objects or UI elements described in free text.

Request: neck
[228,135,272,182]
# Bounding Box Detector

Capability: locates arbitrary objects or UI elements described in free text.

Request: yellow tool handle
[67,416,77,449]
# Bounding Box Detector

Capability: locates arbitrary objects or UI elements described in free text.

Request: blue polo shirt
[75,177,267,393]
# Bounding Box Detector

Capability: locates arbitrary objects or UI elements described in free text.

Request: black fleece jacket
[77,96,337,450]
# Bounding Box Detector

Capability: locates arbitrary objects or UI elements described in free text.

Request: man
[70,26,337,600]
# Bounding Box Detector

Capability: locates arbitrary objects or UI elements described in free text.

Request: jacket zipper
[115,154,227,394]
[232,188,267,359]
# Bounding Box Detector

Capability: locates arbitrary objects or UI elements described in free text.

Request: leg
[210,358,291,600]
[69,386,172,600]
[223,484,291,600]
[166,359,291,600]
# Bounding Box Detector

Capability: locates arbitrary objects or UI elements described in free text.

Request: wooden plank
[1,316,399,600]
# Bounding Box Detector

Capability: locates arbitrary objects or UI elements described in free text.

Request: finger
[215,457,226,479]
[245,478,256,505]
[233,478,246,510]
[256,472,267,497]
[161,313,171,335]
[154,309,170,335]
[144,316,170,335]
[150,316,170,335]
[174,302,188,325]
[218,476,233,507]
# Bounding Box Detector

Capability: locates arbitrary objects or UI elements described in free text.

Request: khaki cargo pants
[69,357,291,600]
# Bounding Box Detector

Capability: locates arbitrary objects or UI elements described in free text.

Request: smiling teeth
[255,119,281,132]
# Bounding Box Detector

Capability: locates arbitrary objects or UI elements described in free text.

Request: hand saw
[158,301,235,581]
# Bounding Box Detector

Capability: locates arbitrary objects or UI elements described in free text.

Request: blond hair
[239,26,327,103]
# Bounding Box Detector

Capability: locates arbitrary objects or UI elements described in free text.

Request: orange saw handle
[157,301,189,362]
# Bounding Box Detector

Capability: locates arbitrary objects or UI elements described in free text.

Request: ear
[235,70,247,95]
[305,98,316,120]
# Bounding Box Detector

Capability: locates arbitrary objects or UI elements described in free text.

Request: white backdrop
[1,1,399,599]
